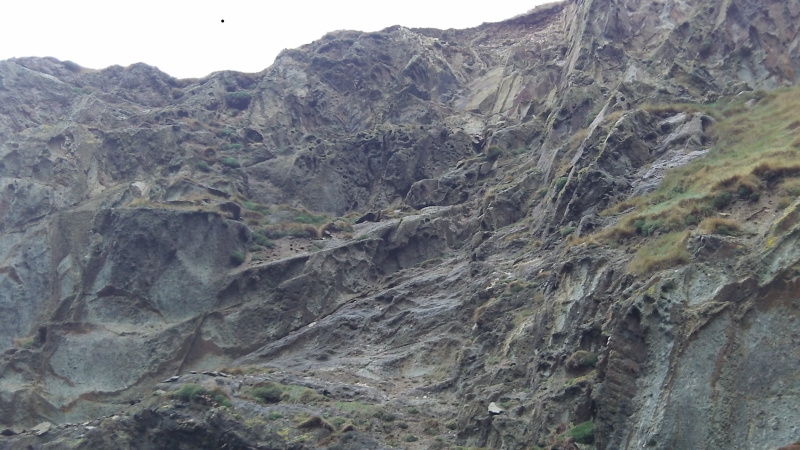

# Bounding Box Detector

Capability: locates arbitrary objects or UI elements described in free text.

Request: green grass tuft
[566,421,594,444]
[243,201,271,215]
[250,385,283,404]
[566,350,598,371]
[173,384,232,407]
[230,250,245,266]
[225,91,252,110]
[222,143,243,151]
[485,147,504,162]
[560,226,577,237]
[249,381,325,405]
[219,156,241,168]
[293,211,329,225]
[174,383,205,402]
[555,176,569,192]
[252,233,275,249]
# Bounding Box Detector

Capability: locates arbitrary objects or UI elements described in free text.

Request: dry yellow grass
[698,217,741,235]
[778,177,800,196]
[568,128,589,149]
[594,87,800,247]
[601,110,625,125]
[712,173,761,192]
[472,298,498,323]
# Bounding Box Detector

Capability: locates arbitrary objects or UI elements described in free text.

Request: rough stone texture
[1,0,800,449]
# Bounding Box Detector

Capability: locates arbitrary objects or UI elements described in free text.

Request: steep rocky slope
[1,0,799,448]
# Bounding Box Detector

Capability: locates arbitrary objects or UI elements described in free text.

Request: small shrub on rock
[485,147,503,162]
[219,156,241,168]
[196,160,211,172]
[243,201,271,215]
[330,417,347,429]
[13,336,35,349]
[230,251,245,266]
[736,184,754,199]
[251,385,283,404]
[297,415,334,431]
[222,143,244,151]
[252,233,275,249]
[566,350,598,372]
[683,214,700,226]
[225,90,252,110]
[555,176,569,192]
[174,383,205,402]
[566,421,594,444]
[173,384,232,407]
[698,217,741,236]
[210,388,233,407]
[374,410,396,422]
[712,191,733,209]
[634,218,664,236]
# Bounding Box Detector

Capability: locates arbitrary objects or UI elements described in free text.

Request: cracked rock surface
[1,0,800,448]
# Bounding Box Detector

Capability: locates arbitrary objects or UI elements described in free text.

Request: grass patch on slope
[246,381,326,405]
[627,231,691,275]
[595,87,800,244]
[585,87,800,274]
[173,383,233,407]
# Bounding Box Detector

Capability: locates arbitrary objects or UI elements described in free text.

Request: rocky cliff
[1,0,799,448]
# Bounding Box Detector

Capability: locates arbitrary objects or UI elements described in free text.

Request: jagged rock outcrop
[1,0,799,449]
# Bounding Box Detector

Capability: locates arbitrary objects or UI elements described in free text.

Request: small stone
[488,402,504,415]
[163,376,180,383]
[0,428,17,436]
[31,421,52,436]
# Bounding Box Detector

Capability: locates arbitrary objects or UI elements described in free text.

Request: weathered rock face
[1,0,800,449]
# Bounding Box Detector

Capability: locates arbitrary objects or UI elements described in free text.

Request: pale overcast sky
[1,0,555,79]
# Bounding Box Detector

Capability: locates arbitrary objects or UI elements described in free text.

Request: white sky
[1,0,555,79]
